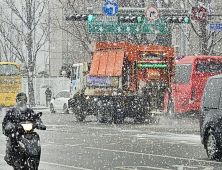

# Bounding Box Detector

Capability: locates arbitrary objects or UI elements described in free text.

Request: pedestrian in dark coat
[45,87,52,107]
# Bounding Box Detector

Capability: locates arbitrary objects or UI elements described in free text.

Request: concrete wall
[22,77,71,106]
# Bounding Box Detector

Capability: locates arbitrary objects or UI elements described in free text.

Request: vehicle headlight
[21,123,33,131]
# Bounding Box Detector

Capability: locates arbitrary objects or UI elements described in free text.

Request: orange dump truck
[68,40,175,123]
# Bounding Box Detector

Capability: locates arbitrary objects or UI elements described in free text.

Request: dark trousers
[46,97,51,106]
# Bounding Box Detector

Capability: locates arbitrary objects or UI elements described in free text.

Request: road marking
[172,165,213,169]
[40,143,84,147]
[116,166,172,170]
[40,161,93,170]
[164,141,199,146]
[0,153,92,170]
[144,141,153,144]
[116,165,214,170]
[106,142,119,145]
[46,124,73,127]
[41,144,53,147]
[85,146,222,164]
[65,143,84,147]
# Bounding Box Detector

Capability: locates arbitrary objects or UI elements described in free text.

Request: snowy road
[1,109,221,170]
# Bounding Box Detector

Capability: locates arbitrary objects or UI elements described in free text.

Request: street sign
[192,8,206,21]
[145,6,159,21]
[103,1,118,16]
[88,16,168,34]
[210,23,222,31]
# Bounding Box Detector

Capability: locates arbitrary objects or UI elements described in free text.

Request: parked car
[200,74,222,160]
[50,90,70,114]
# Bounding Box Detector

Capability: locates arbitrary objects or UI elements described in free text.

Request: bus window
[0,64,20,76]
[196,62,222,73]
[176,64,192,84]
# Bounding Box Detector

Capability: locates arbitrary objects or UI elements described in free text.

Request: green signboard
[88,16,168,34]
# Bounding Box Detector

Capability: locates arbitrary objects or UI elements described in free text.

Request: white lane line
[116,166,172,170]
[0,154,92,170]
[65,143,84,147]
[40,161,93,170]
[85,147,222,164]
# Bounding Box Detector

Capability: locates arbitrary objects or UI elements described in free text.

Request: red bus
[164,55,222,115]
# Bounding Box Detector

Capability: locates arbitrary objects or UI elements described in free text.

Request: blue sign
[210,24,222,31]
[103,1,118,16]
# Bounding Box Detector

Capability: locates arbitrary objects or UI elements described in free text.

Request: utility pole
[194,0,209,55]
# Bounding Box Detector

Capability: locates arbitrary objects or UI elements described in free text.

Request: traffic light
[118,16,143,23]
[65,14,94,21]
[165,16,190,23]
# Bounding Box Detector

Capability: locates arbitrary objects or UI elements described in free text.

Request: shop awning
[89,51,124,76]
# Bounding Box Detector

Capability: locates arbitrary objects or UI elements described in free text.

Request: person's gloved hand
[15,124,24,134]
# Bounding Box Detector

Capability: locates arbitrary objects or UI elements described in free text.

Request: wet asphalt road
[1,109,222,170]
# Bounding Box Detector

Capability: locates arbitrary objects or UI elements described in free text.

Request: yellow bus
[0,62,21,107]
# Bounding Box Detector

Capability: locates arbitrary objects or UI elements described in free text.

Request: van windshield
[202,78,222,109]
[176,64,192,84]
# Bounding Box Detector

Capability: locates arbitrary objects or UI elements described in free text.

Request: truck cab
[69,62,88,98]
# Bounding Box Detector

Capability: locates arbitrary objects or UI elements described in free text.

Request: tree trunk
[27,0,35,106]
[28,76,35,106]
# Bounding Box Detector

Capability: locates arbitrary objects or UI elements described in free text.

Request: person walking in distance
[45,87,52,107]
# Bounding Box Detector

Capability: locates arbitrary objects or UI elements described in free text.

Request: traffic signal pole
[67,6,222,55]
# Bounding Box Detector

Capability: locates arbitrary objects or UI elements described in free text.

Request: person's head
[16,92,27,111]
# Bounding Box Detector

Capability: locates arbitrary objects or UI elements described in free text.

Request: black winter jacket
[2,107,46,137]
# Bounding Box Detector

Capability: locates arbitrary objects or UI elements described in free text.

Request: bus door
[173,63,193,113]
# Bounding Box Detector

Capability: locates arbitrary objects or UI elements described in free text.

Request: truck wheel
[97,104,112,123]
[113,115,124,124]
[134,106,145,123]
[97,111,105,123]
[134,113,145,123]
[206,130,222,160]
[75,101,85,121]
[97,111,112,123]
[76,113,86,122]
